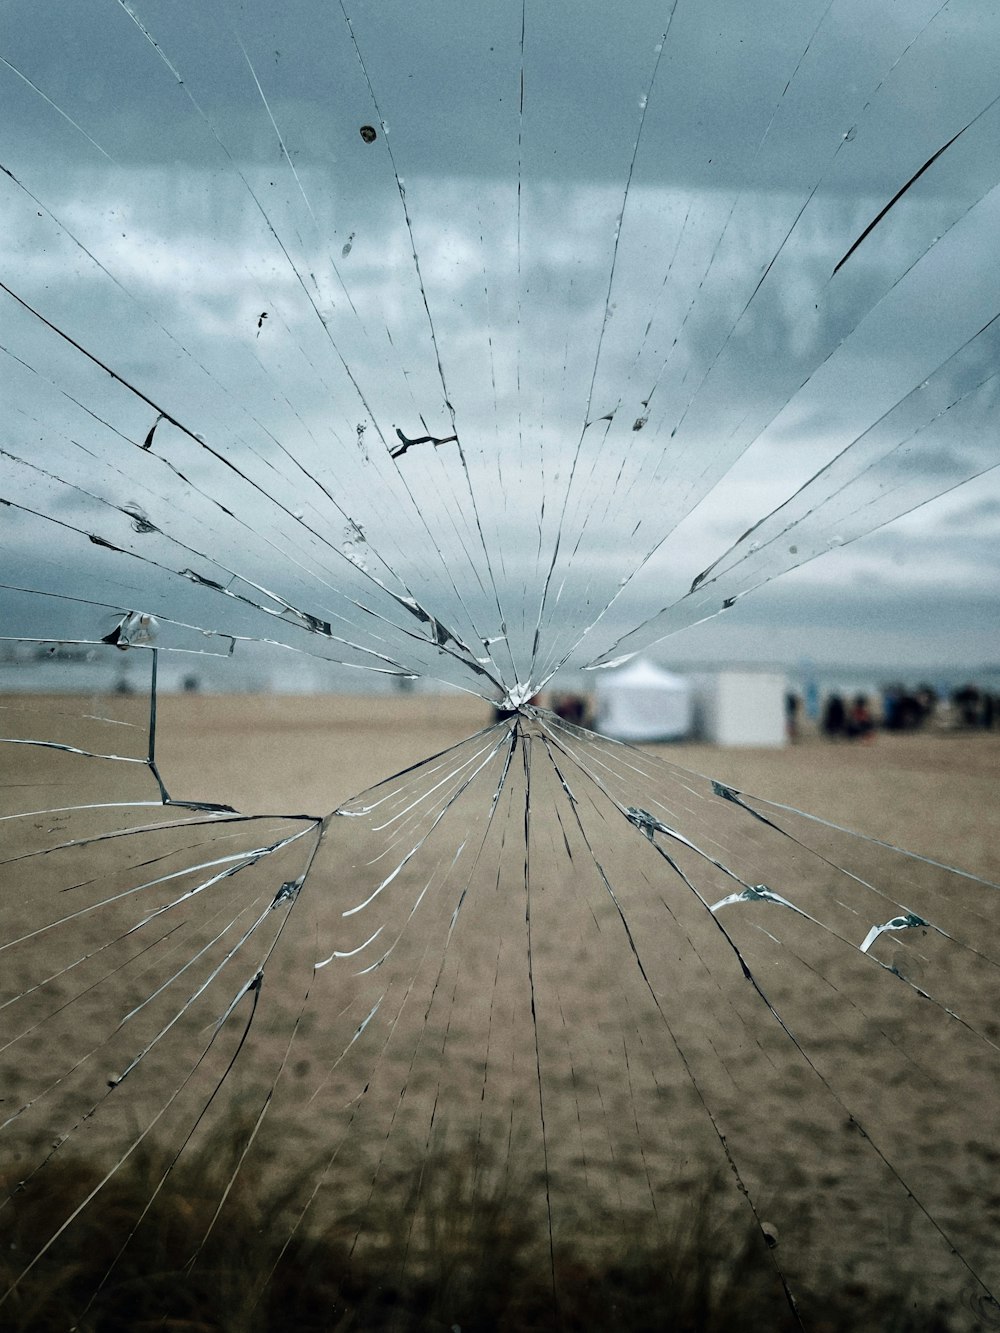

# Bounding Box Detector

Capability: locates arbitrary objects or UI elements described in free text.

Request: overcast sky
[2,0,999,696]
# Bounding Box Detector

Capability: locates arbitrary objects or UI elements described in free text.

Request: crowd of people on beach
[815,693,876,741]
[806,682,998,741]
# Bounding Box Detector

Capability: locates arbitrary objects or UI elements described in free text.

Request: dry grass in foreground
[1,1126,953,1332]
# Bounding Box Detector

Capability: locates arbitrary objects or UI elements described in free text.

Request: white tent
[593,658,692,742]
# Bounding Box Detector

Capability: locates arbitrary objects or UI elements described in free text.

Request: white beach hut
[689,670,787,747]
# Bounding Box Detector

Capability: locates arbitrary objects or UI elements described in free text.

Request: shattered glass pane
[2,1,999,1327]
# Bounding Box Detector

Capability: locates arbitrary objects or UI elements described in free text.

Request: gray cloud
[3,0,999,693]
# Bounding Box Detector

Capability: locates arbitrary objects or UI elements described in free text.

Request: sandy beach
[151,691,1000,878]
[3,692,999,1328]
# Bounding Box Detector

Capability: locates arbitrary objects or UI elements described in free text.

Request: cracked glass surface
[2,2,999,1327]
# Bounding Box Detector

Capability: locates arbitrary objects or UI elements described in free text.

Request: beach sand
[3,693,999,1327]
[152,691,1000,878]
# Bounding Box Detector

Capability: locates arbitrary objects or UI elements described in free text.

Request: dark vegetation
[0,1128,953,1332]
